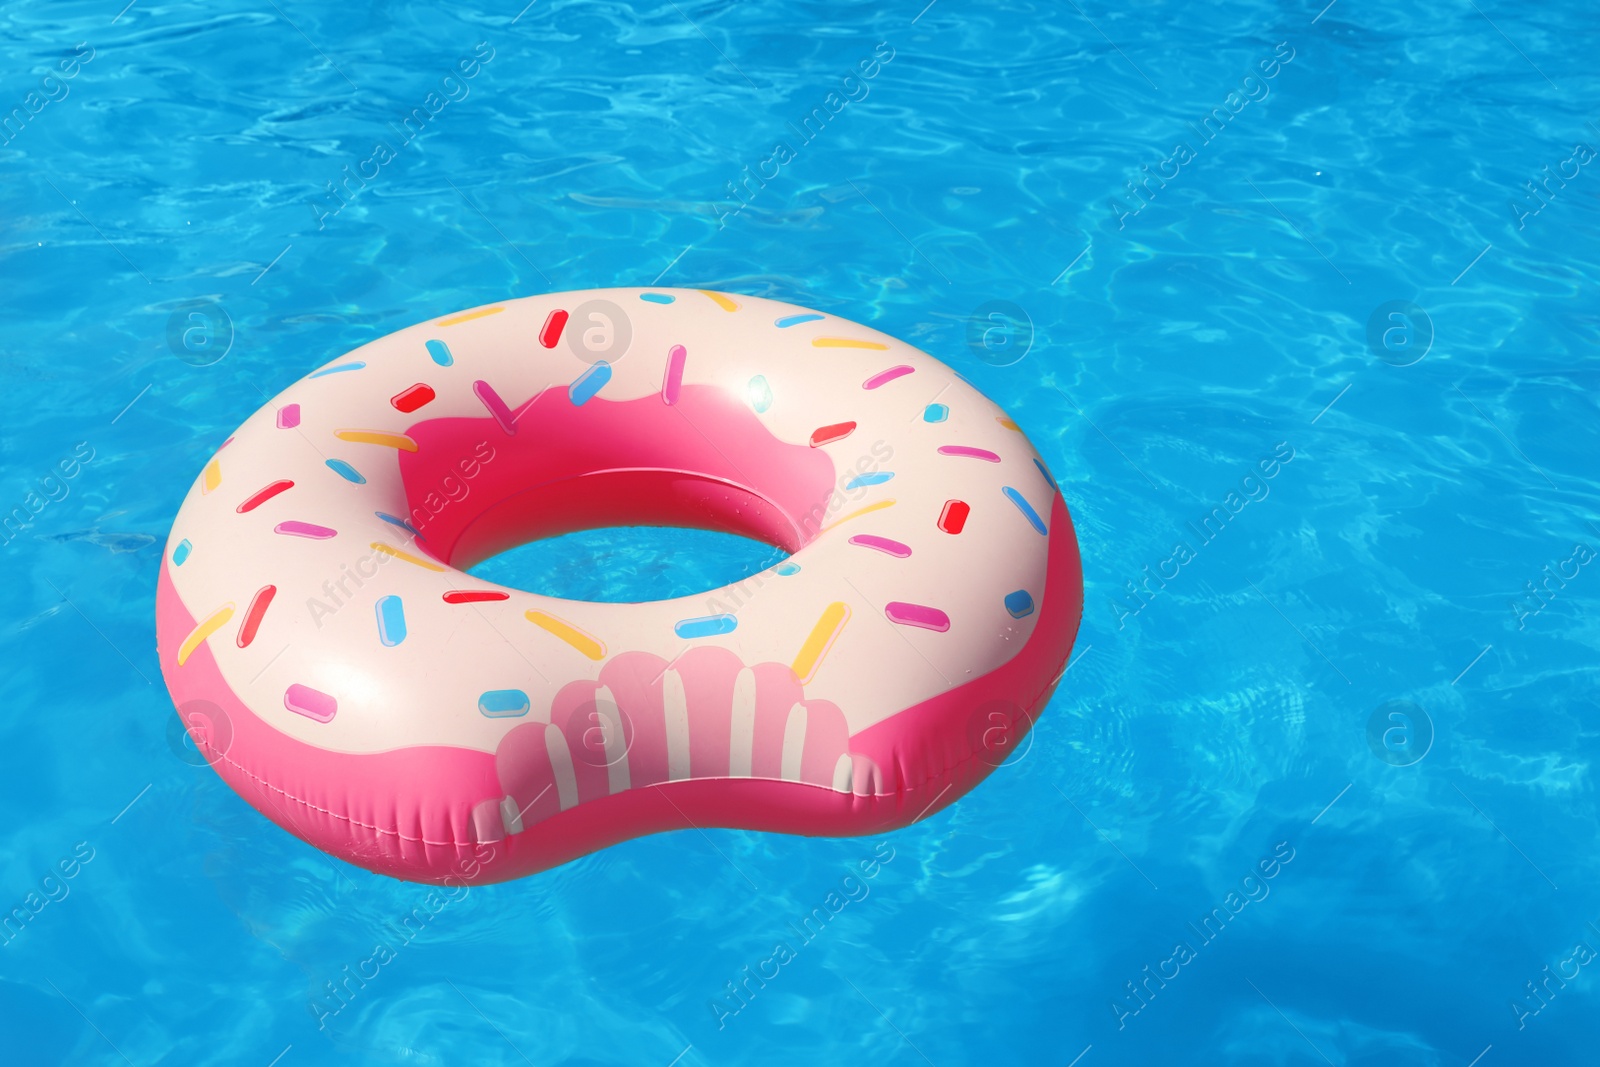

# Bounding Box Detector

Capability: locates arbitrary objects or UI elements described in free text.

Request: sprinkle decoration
[284,683,337,723]
[813,337,888,350]
[1004,590,1036,618]
[177,604,235,666]
[236,585,276,648]
[437,306,503,327]
[335,429,418,452]
[540,309,569,348]
[274,521,336,539]
[938,445,1001,462]
[1002,486,1048,535]
[309,362,365,378]
[371,542,445,571]
[848,534,912,558]
[473,380,517,435]
[662,345,687,405]
[479,690,530,718]
[809,421,856,447]
[884,602,950,633]
[201,458,221,494]
[748,375,773,413]
[325,459,365,484]
[237,480,293,514]
[792,602,850,685]
[674,614,738,639]
[525,609,607,661]
[862,366,914,390]
[375,512,421,538]
[375,595,407,646]
[937,500,970,534]
[570,361,612,406]
[391,383,435,413]
[443,590,511,604]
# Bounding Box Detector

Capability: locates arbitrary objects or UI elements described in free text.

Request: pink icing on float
[155,288,1085,884]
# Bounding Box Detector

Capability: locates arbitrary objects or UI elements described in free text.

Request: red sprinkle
[391,383,436,413]
[809,421,856,447]
[938,499,970,534]
[236,479,294,514]
[236,585,276,648]
[539,309,569,348]
[443,590,511,604]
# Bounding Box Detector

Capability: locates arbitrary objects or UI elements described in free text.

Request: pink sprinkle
[473,379,516,435]
[284,683,337,723]
[938,445,1001,462]
[663,344,687,405]
[862,365,915,390]
[848,534,912,558]
[885,601,950,632]
[274,521,336,539]
[277,404,300,429]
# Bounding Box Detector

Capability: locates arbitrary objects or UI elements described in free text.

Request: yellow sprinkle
[820,498,895,534]
[336,429,418,452]
[525,610,607,661]
[370,542,445,571]
[791,602,850,685]
[996,416,1021,431]
[437,306,504,327]
[178,603,235,667]
[699,290,739,312]
[812,337,888,350]
[200,458,221,494]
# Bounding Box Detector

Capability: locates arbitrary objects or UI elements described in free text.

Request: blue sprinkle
[775,314,824,328]
[845,471,895,489]
[1002,486,1048,535]
[326,459,366,484]
[375,595,407,646]
[375,511,421,538]
[1034,457,1057,491]
[923,403,949,423]
[639,292,675,304]
[478,689,530,718]
[309,361,366,378]
[425,340,453,366]
[748,375,773,414]
[775,562,801,576]
[569,360,612,406]
[1004,589,1035,619]
[172,539,192,566]
[674,614,738,639]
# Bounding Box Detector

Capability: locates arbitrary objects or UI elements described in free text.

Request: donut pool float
[156,288,1084,884]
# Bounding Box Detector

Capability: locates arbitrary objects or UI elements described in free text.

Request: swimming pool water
[4,0,1599,1063]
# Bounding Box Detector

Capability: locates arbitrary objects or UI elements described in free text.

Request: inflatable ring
[156,288,1084,884]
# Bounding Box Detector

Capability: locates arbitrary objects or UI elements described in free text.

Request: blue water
[4,0,1599,1063]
